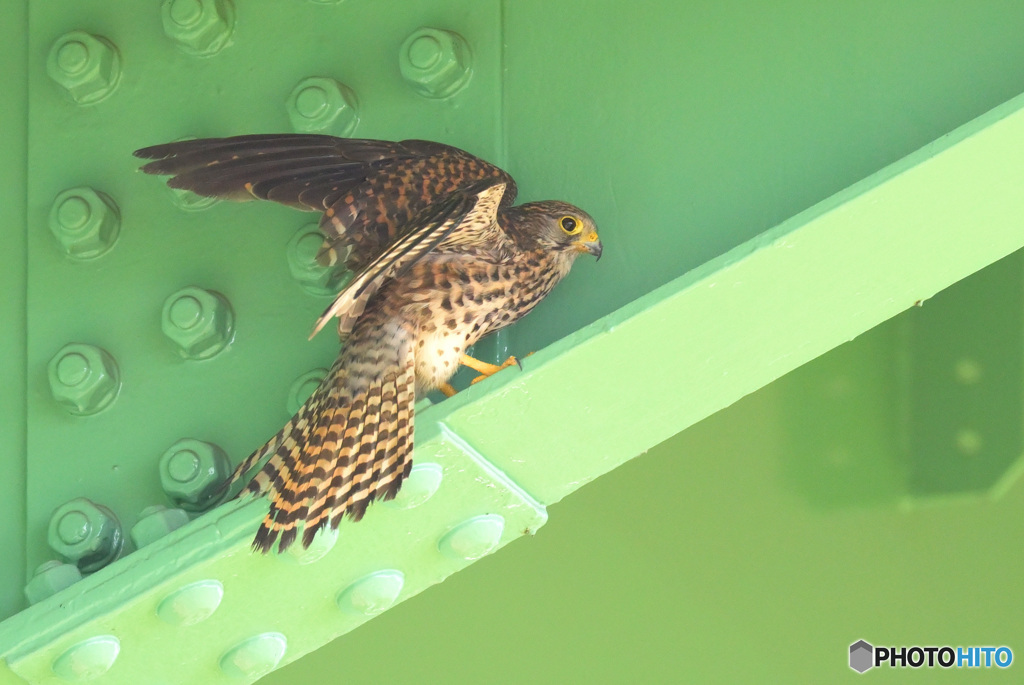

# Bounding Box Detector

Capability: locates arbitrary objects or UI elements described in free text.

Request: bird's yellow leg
[460,353,522,385]
[439,383,458,398]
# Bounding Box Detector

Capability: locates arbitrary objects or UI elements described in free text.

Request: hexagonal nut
[159,438,232,511]
[130,505,191,548]
[399,28,472,99]
[49,187,121,260]
[24,560,83,605]
[286,225,351,296]
[161,287,235,360]
[162,0,235,55]
[47,343,121,416]
[287,368,328,415]
[46,31,121,104]
[287,77,359,135]
[47,498,124,573]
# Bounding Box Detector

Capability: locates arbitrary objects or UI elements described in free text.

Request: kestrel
[135,134,602,553]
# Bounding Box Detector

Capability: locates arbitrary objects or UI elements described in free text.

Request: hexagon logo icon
[850,640,874,673]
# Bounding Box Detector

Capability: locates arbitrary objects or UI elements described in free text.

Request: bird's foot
[460,354,524,385]
[439,383,458,398]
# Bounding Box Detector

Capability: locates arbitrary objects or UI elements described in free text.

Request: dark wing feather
[311,180,509,339]
[134,134,517,270]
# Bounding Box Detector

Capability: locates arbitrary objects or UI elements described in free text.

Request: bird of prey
[135,134,602,553]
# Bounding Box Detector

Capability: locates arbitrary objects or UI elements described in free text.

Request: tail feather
[241,334,416,554]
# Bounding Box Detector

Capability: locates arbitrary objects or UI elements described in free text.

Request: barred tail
[236,339,416,554]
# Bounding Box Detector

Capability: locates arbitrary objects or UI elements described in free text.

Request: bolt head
[286,225,352,296]
[47,343,121,415]
[47,498,124,572]
[161,0,235,55]
[159,438,231,511]
[48,187,121,259]
[287,77,359,135]
[46,31,121,104]
[161,287,235,359]
[24,560,83,604]
[130,505,191,548]
[399,28,472,98]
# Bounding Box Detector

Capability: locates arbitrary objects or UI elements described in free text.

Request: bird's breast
[401,252,569,391]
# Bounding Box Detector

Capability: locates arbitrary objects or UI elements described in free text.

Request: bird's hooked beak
[575,231,603,261]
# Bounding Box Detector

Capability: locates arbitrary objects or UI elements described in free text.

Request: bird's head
[508,201,603,261]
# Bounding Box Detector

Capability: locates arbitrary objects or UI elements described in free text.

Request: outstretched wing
[134,134,518,271]
[310,181,510,338]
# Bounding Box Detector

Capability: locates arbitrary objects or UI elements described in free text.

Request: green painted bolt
[130,505,191,548]
[384,462,443,510]
[48,187,121,259]
[159,438,231,511]
[286,224,351,296]
[47,498,124,573]
[23,560,83,605]
[336,570,404,616]
[220,633,287,680]
[287,77,359,135]
[161,286,235,359]
[47,343,121,415]
[399,28,472,99]
[287,368,327,415]
[157,579,224,626]
[438,514,504,561]
[161,0,235,55]
[46,31,121,104]
[51,636,120,682]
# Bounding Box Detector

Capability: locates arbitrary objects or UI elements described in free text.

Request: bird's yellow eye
[560,216,582,235]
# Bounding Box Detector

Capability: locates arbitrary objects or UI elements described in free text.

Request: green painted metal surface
[4,0,1024,682]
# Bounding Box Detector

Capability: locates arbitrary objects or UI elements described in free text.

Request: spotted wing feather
[134,134,517,270]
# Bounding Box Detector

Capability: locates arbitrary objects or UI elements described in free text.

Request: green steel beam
[4,81,1024,683]
[0,0,29,642]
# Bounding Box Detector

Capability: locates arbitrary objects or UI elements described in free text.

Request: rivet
[438,514,504,561]
[220,633,287,680]
[51,636,120,681]
[384,462,442,510]
[336,570,404,616]
[278,525,337,565]
[157,579,224,626]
